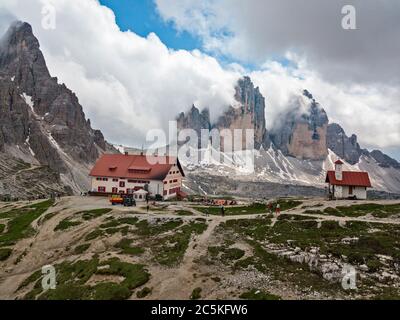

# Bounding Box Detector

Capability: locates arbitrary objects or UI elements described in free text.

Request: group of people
[267,202,281,215]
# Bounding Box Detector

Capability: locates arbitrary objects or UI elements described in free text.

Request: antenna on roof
[141,144,144,156]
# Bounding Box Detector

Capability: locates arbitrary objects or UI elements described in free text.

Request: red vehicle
[109,194,124,205]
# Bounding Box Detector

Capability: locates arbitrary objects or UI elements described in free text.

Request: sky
[0,0,399,160]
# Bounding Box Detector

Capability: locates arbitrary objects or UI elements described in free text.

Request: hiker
[221,205,225,217]
[267,202,273,213]
[276,203,281,216]
[146,205,149,213]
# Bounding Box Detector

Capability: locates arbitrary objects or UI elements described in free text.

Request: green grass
[40,212,57,224]
[306,203,400,218]
[115,239,144,255]
[21,257,150,300]
[134,219,184,237]
[190,287,202,300]
[81,208,113,221]
[240,289,281,300]
[276,199,304,212]
[0,248,12,261]
[219,217,400,296]
[0,200,54,246]
[85,229,104,241]
[176,210,193,216]
[194,203,266,216]
[136,287,152,299]
[195,200,302,216]
[208,246,245,263]
[54,218,82,231]
[0,224,5,233]
[150,220,208,267]
[74,243,91,254]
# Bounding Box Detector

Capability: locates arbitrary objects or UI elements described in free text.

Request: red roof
[335,160,344,165]
[325,171,372,187]
[90,154,185,180]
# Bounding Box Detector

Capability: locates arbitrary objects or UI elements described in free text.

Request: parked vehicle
[123,195,136,207]
[110,195,123,205]
[110,194,136,206]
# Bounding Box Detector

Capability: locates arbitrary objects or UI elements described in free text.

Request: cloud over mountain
[0,0,399,158]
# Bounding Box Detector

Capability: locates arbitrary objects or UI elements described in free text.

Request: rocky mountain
[270,90,329,160]
[214,76,270,149]
[177,105,211,147]
[176,79,400,195]
[0,21,114,198]
[177,76,270,150]
[327,123,364,165]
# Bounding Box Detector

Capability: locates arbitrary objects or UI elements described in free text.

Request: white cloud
[155,0,400,85]
[0,0,239,147]
[0,0,399,158]
[249,58,400,150]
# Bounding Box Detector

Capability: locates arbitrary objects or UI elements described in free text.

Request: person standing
[276,203,281,216]
[221,205,225,217]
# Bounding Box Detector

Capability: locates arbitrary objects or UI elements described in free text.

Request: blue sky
[98,0,399,161]
[98,0,262,70]
[99,0,201,51]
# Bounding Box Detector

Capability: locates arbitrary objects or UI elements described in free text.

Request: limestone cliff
[0,21,114,197]
[177,76,270,150]
[270,90,329,160]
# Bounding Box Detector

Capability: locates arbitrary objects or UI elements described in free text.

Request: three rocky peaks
[0,21,399,198]
[177,78,399,169]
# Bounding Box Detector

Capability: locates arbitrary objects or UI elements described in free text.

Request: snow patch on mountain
[180,145,400,193]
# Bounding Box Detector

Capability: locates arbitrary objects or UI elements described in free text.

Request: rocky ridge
[0,21,115,198]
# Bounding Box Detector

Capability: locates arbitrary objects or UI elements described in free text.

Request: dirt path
[150,218,222,299]
[1,197,399,299]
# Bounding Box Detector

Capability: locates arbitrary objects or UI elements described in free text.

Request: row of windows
[96,177,149,186]
[163,187,181,196]
[128,180,150,184]
[164,179,178,185]
[98,187,146,194]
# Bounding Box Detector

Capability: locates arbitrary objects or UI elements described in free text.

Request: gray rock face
[326,123,363,165]
[326,123,400,169]
[270,90,329,160]
[177,76,270,149]
[369,150,400,169]
[0,21,113,196]
[177,105,211,147]
[215,76,269,149]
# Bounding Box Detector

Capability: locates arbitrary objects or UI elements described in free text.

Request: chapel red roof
[334,160,344,165]
[325,171,372,187]
[90,154,185,180]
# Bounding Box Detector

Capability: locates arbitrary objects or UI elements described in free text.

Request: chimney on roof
[124,151,129,156]
[335,159,343,181]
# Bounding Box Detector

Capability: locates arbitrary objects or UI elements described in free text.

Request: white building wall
[353,187,367,200]
[334,186,343,199]
[90,163,184,200]
[91,176,163,195]
[162,163,183,200]
[334,185,367,200]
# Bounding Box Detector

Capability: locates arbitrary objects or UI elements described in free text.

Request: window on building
[119,181,125,188]
[163,190,167,196]
[112,187,118,193]
[112,178,118,182]
[349,186,354,195]
[98,186,106,193]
